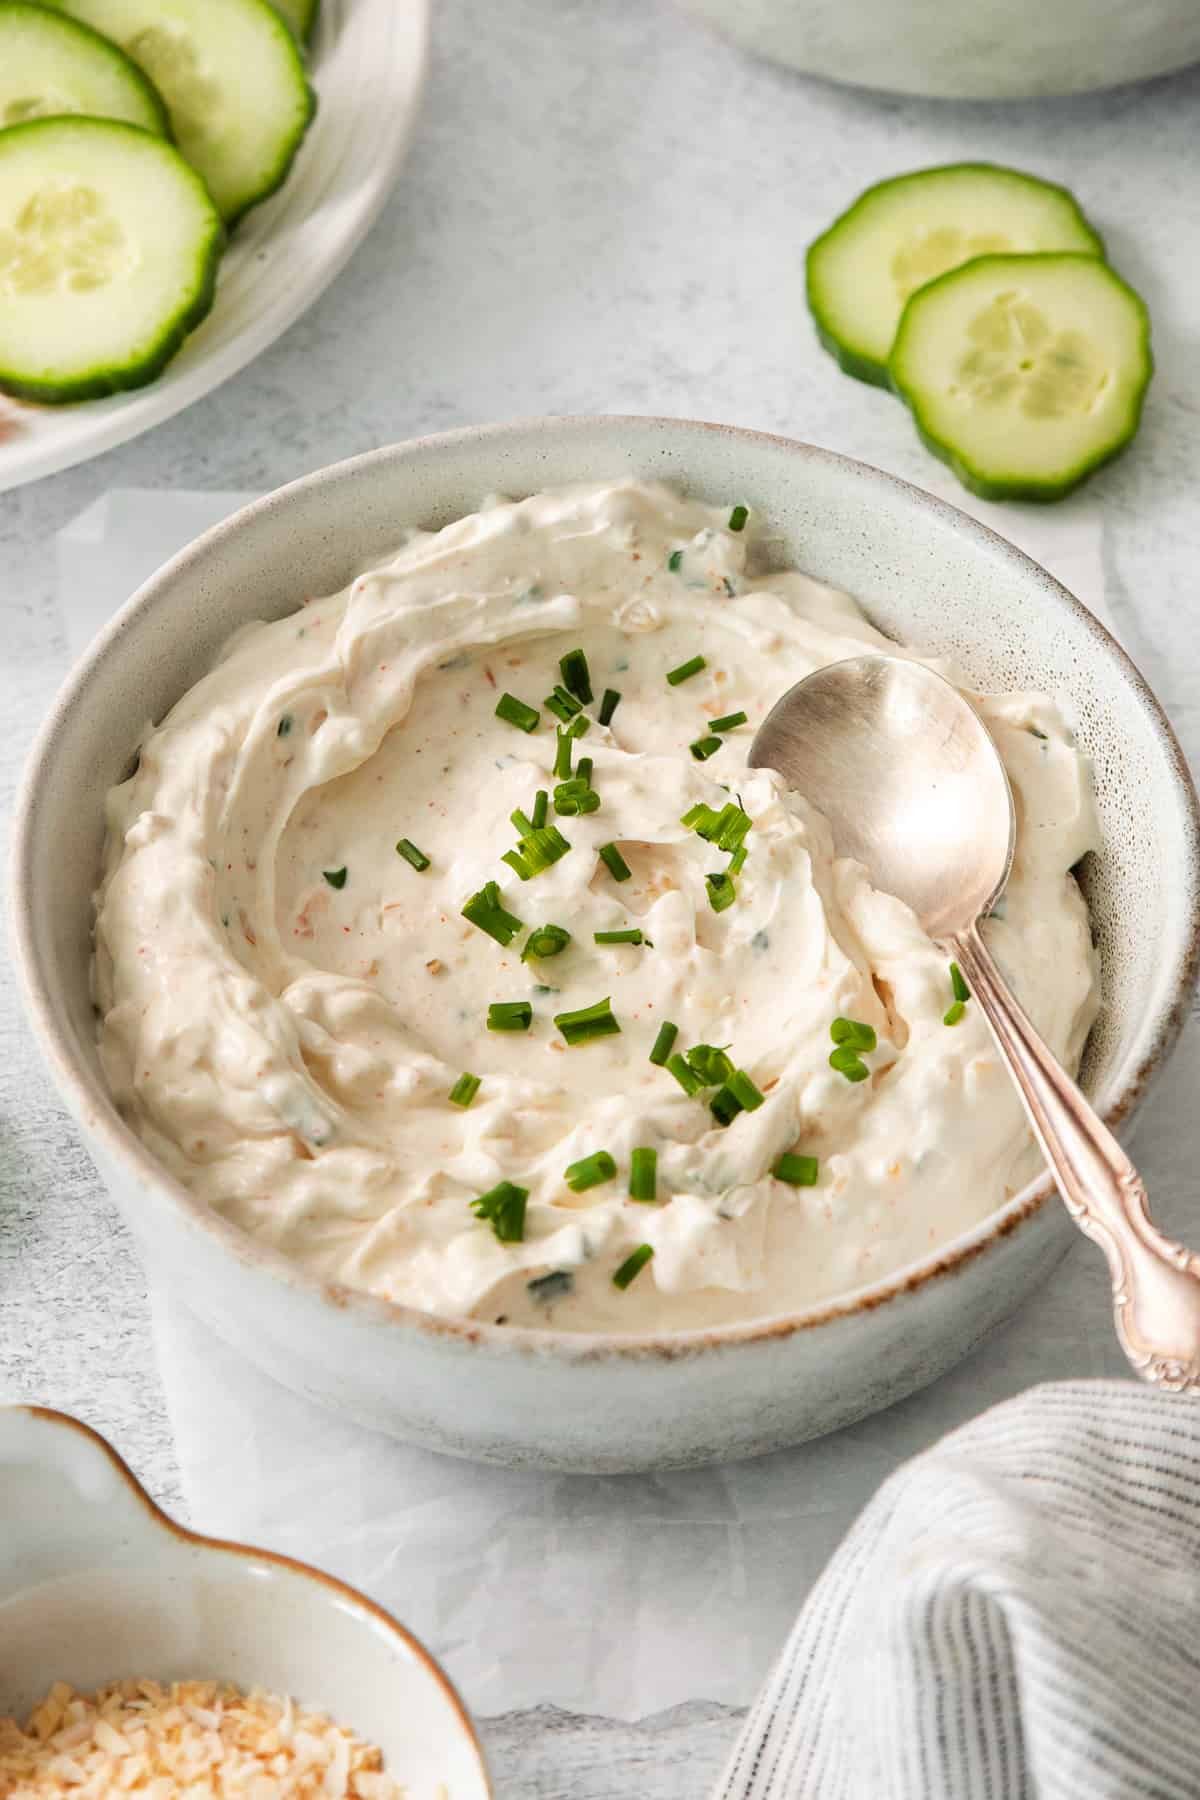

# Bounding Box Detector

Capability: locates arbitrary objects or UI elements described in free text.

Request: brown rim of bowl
[11,415,1200,1364]
[11,1405,491,1793]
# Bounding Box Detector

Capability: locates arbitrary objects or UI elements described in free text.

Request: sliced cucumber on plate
[889,252,1153,502]
[0,0,168,135]
[0,115,222,402]
[807,163,1105,389]
[43,0,315,224]
[271,0,318,45]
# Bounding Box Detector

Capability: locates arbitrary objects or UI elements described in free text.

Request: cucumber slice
[44,0,315,225]
[271,0,318,44]
[0,1,168,134]
[0,115,222,402]
[807,163,1105,389]
[889,253,1152,503]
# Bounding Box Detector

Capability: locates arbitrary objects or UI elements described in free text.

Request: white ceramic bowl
[0,1407,490,1798]
[11,417,1200,1471]
[683,0,1200,98]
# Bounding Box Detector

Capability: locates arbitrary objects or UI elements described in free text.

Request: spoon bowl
[750,655,1014,939]
[752,651,1200,1393]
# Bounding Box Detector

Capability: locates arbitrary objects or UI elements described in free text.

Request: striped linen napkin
[716,1381,1200,1800]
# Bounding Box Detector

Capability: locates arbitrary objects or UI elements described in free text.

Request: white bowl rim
[3,1404,492,1793]
[11,414,1200,1364]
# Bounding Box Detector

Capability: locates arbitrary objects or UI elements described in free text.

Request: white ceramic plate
[0,0,429,496]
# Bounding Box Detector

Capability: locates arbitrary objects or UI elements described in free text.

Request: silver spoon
[750,652,1200,1392]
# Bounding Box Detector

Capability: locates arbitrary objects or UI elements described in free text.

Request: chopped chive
[545,684,583,723]
[528,1269,573,1304]
[554,728,574,780]
[599,688,622,726]
[667,550,684,573]
[487,1000,533,1032]
[629,1147,657,1202]
[598,842,632,882]
[518,825,572,875]
[690,736,723,762]
[496,693,540,732]
[502,848,533,881]
[277,714,293,737]
[727,845,748,877]
[944,1000,966,1027]
[706,871,737,913]
[686,1043,734,1086]
[774,1152,818,1186]
[510,808,534,836]
[727,1068,765,1112]
[555,996,620,1046]
[950,961,970,1004]
[323,867,348,889]
[594,928,643,945]
[709,711,748,734]
[559,648,593,705]
[667,655,707,687]
[449,1072,481,1108]
[522,922,571,960]
[395,838,431,872]
[577,757,593,787]
[568,713,591,740]
[830,1017,877,1053]
[649,1020,678,1066]
[728,504,749,532]
[681,802,720,836]
[829,1046,870,1082]
[564,1149,616,1192]
[532,789,549,829]
[613,1243,654,1289]
[462,881,524,946]
[666,1052,703,1097]
[710,1085,743,1127]
[714,804,751,851]
[471,1180,528,1243]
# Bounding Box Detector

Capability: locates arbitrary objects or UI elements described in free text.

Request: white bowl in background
[683,0,1200,98]
[10,417,1200,1470]
[0,1406,490,1798]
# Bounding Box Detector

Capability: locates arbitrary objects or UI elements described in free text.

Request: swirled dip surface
[95,482,1100,1332]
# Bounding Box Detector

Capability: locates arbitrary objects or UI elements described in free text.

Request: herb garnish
[555,996,621,1045]
[950,962,970,1003]
[522,922,571,960]
[599,688,622,726]
[728,505,749,532]
[564,1150,617,1192]
[613,1244,654,1289]
[649,1020,678,1066]
[277,714,293,737]
[559,648,593,705]
[323,867,348,890]
[829,1016,876,1081]
[554,727,574,780]
[449,1072,481,1108]
[667,1052,704,1096]
[705,871,737,912]
[594,928,644,945]
[629,1147,657,1202]
[471,1181,528,1243]
[396,838,431,872]
[687,1043,734,1086]
[487,1000,533,1032]
[667,550,684,573]
[667,655,707,687]
[496,693,540,733]
[545,684,583,723]
[709,711,748,733]
[598,843,632,883]
[462,880,524,946]
[532,789,549,829]
[690,736,723,762]
[503,824,571,882]
[774,1152,818,1186]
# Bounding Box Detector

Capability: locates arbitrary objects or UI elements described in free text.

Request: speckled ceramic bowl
[0,1407,490,1798]
[11,417,1200,1470]
[683,0,1200,98]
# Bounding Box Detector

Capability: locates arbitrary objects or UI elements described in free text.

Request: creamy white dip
[95,481,1100,1332]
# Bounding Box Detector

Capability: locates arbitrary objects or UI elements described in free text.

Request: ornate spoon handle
[951,922,1200,1392]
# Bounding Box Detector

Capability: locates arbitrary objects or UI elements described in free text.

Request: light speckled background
[2,3,1199,1791]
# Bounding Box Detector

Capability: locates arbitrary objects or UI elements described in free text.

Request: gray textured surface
[2,1,1199,1791]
